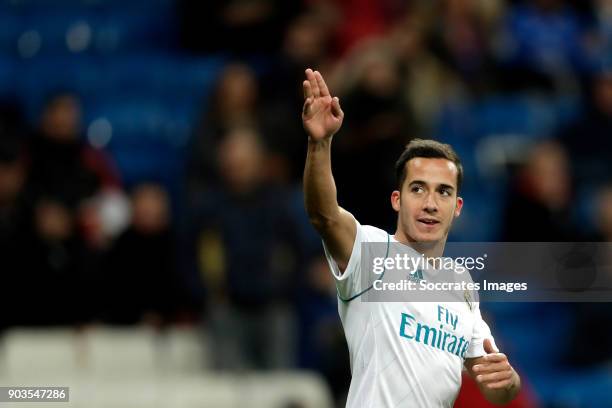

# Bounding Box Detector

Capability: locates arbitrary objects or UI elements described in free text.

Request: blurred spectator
[259,11,335,183]
[14,197,92,325]
[560,70,612,184]
[388,14,466,132]
[189,126,304,370]
[502,140,580,242]
[187,63,260,194]
[309,0,407,55]
[104,183,188,326]
[27,93,119,206]
[498,141,581,392]
[9,92,121,325]
[0,138,28,246]
[427,0,503,93]
[583,0,612,69]
[566,184,612,368]
[178,0,302,55]
[297,257,350,406]
[331,43,414,230]
[0,138,30,328]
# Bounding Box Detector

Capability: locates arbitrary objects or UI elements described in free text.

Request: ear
[454,196,463,218]
[391,190,401,212]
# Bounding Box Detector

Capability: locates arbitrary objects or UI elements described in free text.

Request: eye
[440,188,451,196]
[411,185,424,193]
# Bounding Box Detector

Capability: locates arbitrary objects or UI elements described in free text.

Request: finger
[483,353,507,363]
[315,70,330,97]
[476,370,512,384]
[305,68,320,97]
[302,97,313,116]
[486,379,513,389]
[331,97,343,118]
[484,338,499,354]
[473,362,511,374]
[303,80,312,100]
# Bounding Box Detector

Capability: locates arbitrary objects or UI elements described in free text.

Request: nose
[423,192,438,213]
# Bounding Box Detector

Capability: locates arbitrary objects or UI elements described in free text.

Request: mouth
[417,218,440,227]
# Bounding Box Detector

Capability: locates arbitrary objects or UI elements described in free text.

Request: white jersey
[323,220,496,408]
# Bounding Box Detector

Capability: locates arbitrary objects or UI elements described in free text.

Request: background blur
[0,0,611,407]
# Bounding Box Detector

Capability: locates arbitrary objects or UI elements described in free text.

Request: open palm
[302,69,344,141]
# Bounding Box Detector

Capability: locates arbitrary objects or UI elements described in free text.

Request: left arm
[464,340,521,405]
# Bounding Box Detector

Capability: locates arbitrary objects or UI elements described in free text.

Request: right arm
[302,68,356,272]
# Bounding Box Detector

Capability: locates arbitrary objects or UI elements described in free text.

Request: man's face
[391,158,463,243]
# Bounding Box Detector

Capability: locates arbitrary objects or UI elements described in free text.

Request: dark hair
[394,139,463,192]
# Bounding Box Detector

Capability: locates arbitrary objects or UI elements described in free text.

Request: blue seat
[436,95,563,142]
[17,10,97,55]
[0,0,173,12]
[111,144,181,187]
[0,57,18,96]
[448,190,503,242]
[104,55,225,108]
[0,14,23,54]
[85,97,195,150]
[1,6,177,56]
[84,98,191,186]
[93,10,177,54]
[15,55,107,120]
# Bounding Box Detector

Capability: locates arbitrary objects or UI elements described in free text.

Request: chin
[413,226,448,243]
[418,236,442,243]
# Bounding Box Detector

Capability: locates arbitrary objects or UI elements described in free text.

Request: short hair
[394,139,463,192]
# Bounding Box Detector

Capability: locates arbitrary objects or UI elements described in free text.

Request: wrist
[307,137,333,148]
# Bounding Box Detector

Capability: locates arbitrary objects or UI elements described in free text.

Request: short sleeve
[322,220,388,301]
[464,304,498,358]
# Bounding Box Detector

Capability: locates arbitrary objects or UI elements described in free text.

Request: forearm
[480,369,521,405]
[303,138,341,229]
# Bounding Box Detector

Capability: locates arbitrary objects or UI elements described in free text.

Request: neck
[393,229,447,258]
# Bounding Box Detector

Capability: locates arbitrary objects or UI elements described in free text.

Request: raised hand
[302,68,344,141]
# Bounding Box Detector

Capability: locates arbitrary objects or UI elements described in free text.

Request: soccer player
[302,68,521,407]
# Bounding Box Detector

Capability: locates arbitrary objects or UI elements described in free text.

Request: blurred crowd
[1,0,612,406]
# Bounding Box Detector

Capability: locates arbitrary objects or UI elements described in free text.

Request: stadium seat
[448,190,503,241]
[159,376,239,408]
[0,324,335,406]
[436,94,562,145]
[238,372,335,408]
[82,326,157,379]
[157,327,211,375]
[1,328,83,380]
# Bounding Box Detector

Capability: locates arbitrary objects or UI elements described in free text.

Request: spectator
[190,126,304,370]
[502,140,580,242]
[26,92,119,209]
[389,14,466,132]
[427,0,503,93]
[560,69,612,184]
[13,92,120,325]
[258,11,336,183]
[332,44,414,230]
[566,184,612,368]
[104,183,187,326]
[187,63,260,194]
[0,138,30,328]
[297,257,350,406]
[310,0,407,55]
